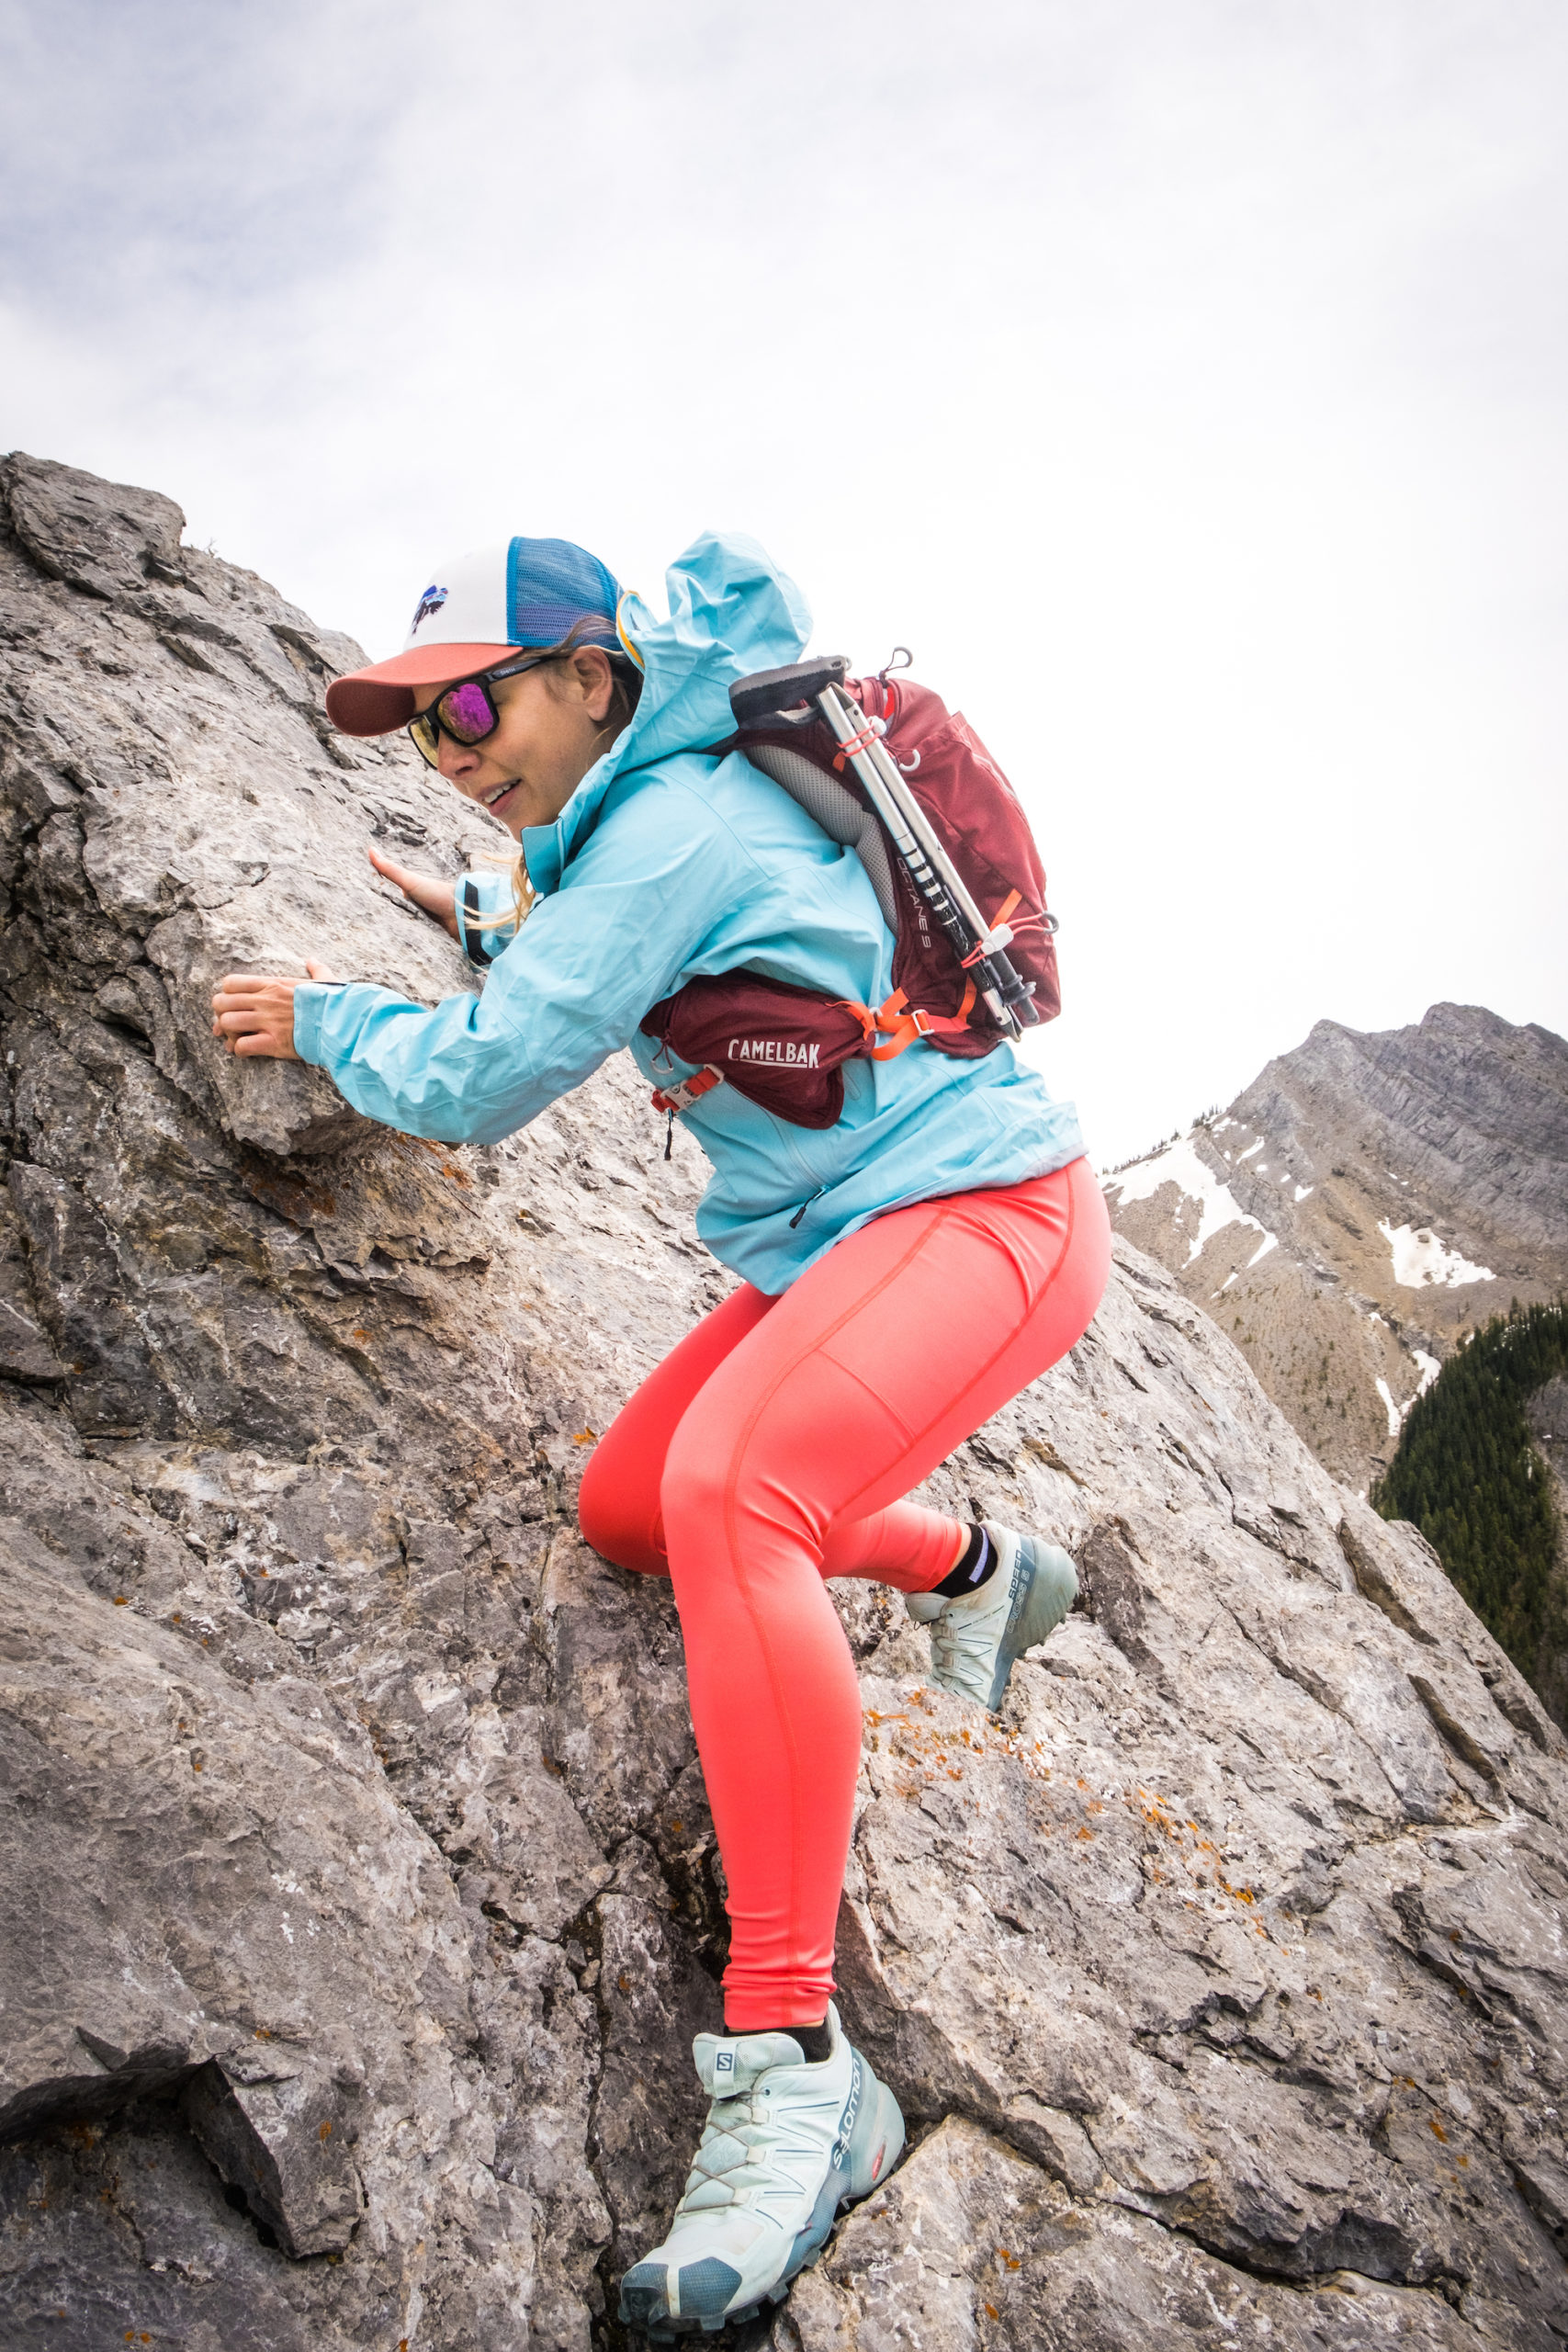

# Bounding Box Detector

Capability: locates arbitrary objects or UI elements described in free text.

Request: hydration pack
[642,662,1059,1134]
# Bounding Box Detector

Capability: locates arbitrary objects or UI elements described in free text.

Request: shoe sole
[619,2063,906,2340]
[984,1536,1077,1712]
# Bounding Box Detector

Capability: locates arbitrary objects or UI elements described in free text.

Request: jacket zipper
[788,1186,827,1231]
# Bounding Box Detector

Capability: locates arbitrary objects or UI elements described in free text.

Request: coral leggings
[577,1156,1111,2028]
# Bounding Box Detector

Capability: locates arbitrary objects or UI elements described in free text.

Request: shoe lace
[931,1598,1001,1682]
[676,2089,819,2221]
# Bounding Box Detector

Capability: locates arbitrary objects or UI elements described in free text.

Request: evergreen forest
[1374,1300,1568,1684]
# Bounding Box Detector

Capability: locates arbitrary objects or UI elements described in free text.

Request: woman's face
[412,648,619,840]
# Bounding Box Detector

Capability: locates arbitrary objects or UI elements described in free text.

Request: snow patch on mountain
[1102,1136,1273,1268]
[1378,1219,1495,1290]
[1374,1348,1443,1439]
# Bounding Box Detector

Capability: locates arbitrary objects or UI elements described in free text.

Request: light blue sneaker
[618,2001,904,2339]
[906,1521,1077,1711]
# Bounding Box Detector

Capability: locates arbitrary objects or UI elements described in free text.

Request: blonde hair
[474,621,643,939]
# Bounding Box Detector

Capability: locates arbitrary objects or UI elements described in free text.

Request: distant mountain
[1102,1004,1568,1490]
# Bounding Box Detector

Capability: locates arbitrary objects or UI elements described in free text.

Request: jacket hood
[521,530,811,896]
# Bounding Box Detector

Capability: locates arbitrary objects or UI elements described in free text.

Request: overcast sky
[3,0,1563,1164]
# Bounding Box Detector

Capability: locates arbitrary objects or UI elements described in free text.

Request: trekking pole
[729,656,1040,1035]
[814,683,1039,1035]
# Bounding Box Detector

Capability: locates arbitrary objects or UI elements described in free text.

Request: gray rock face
[2,456,1567,2350]
[1104,1008,1568,1491]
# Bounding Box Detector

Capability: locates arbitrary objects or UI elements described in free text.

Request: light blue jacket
[293,532,1084,1293]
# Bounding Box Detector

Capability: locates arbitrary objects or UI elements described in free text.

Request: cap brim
[325,643,519,737]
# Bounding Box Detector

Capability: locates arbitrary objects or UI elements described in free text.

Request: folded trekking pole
[730,658,1041,1037]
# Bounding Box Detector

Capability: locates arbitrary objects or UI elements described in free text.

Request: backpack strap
[649,1063,726,1160]
[840,981,978,1061]
[650,1066,724,1115]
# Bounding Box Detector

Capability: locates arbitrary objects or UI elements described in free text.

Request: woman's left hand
[210,961,342,1058]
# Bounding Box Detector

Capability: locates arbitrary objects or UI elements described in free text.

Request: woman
[212,529,1110,2339]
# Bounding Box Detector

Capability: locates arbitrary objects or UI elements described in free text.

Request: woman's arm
[367,847,459,938]
[275,771,760,1145]
[211,849,473,1054]
[212,961,342,1057]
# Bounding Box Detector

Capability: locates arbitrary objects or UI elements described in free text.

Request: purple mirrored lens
[434,678,499,744]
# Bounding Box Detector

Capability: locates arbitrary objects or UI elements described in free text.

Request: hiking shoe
[617,2001,904,2339]
[906,1521,1077,1711]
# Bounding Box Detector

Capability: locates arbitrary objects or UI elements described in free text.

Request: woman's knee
[660,1411,819,1567]
[1063,1157,1113,1332]
[578,1442,667,1577]
[659,1419,733,1554]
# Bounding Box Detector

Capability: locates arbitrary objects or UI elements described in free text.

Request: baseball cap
[325,535,626,736]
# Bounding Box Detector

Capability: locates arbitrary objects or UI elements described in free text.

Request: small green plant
[1373,1300,1568,1683]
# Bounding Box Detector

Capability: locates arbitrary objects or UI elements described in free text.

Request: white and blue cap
[327,535,634,736]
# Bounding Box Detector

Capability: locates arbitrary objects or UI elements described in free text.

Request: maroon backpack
[641,662,1059,1133]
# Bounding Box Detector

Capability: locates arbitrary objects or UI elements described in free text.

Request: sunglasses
[406,653,553,769]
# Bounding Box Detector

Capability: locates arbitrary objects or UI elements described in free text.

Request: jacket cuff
[291,981,335,1066]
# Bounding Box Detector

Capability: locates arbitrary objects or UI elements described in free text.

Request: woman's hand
[368,847,459,938]
[210,961,342,1059]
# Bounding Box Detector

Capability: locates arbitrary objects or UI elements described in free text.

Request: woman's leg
[580,1283,969,1590]
[578,1283,776,1577]
[660,1157,1111,2030]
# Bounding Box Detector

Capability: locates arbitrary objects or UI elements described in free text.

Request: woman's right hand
[368,847,459,939]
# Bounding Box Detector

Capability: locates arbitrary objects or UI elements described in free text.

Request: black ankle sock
[933,1521,998,1600]
[726,2018,833,2063]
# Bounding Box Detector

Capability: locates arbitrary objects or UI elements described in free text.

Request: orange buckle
[650,1066,724,1115]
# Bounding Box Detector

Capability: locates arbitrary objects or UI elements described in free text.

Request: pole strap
[960,889,1023,966]
[830,719,882,772]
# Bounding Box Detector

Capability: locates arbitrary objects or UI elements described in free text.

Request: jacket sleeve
[453,865,524,969]
[291,775,756,1146]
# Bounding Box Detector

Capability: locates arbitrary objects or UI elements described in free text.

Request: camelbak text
[728,1039,821,1067]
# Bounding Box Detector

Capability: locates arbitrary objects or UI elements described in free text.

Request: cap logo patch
[411,583,448,634]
